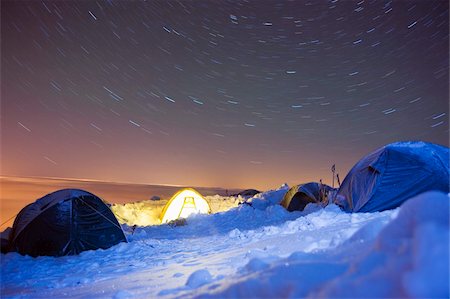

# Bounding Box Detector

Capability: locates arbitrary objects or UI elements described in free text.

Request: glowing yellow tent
[160,188,211,224]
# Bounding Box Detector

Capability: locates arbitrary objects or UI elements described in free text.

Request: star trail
[2,0,448,189]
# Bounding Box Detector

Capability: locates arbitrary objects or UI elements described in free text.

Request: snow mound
[186,269,213,288]
[111,200,165,226]
[193,191,449,298]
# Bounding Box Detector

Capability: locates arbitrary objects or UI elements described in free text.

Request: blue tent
[334,141,449,212]
[8,189,127,257]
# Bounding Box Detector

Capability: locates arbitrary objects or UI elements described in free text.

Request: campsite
[1,1,449,298]
[1,141,449,298]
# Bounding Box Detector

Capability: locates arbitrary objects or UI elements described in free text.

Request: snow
[186,269,213,288]
[110,194,241,226]
[1,187,448,298]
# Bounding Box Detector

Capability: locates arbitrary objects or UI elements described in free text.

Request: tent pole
[331,164,336,188]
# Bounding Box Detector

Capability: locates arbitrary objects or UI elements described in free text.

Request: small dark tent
[8,189,127,257]
[281,182,334,212]
[232,189,261,198]
[334,141,450,213]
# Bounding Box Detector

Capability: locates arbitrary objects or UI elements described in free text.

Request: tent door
[178,197,198,219]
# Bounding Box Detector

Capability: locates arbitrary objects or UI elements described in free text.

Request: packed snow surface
[1,186,449,298]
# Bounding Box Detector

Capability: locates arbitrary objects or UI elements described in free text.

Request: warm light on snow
[110,193,241,227]
[160,188,211,224]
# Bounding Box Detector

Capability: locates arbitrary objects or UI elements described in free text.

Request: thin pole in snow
[331,164,336,188]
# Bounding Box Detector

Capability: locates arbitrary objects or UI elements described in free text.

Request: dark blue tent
[334,141,449,212]
[8,189,127,257]
[281,182,334,212]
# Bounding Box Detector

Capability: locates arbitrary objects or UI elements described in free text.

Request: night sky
[2,0,449,190]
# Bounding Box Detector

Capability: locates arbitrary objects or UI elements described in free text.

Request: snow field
[1,186,448,298]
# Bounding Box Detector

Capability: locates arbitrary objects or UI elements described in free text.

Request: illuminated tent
[281,182,334,212]
[334,141,450,212]
[160,188,211,224]
[8,189,127,257]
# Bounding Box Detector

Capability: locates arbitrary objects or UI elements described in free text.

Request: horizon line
[0,174,243,191]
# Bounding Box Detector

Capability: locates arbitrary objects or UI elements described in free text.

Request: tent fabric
[8,189,127,257]
[160,188,211,224]
[1,228,11,253]
[334,141,450,213]
[281,182,334,212]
